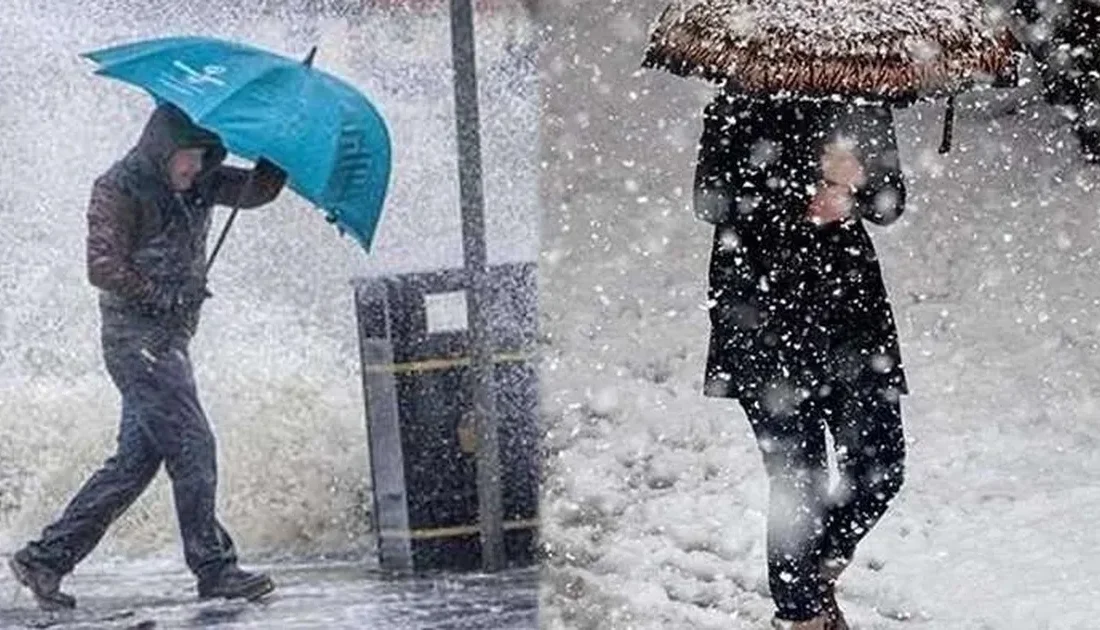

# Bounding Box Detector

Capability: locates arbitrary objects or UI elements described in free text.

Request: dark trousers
[23,325,237,582]
[740,382,906,622]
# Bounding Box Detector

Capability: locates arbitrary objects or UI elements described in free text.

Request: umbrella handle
[938,96,956,155]
[206,168,258,273]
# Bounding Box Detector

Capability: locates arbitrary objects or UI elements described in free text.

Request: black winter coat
[695,92,909,405]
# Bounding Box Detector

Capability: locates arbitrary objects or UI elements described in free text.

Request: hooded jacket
[86,103,286,331]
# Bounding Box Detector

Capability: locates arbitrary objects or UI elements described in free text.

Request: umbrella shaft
[207,208,240,271]
[206,170,258,272]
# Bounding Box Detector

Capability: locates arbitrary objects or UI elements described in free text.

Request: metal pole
[449,0,505,572]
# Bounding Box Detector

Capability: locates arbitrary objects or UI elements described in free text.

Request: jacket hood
[131,102,228,185]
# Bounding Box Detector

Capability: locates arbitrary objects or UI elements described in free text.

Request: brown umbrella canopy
[643,0,1021,101]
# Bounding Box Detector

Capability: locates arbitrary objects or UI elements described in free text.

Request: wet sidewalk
[0,559,538,629]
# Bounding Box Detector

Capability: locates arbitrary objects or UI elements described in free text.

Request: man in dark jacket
[1013,0,1100,162]
[8,102,287,610]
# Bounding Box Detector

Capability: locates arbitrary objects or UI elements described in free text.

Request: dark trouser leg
[22,396,162,575]
[819,384,906,568]
[741,393,830,622]
[127,342,238,580]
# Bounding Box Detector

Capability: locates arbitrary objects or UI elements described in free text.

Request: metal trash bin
[352,262,540,572]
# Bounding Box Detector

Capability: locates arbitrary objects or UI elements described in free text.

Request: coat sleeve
[86,179,155,301]
[207,157,288,209]
[831,106,907,227]
[693,95,769,226]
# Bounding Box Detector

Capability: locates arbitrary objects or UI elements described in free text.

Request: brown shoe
[771,616,827,630]
[820,558,850,630]
[821,586,850,630]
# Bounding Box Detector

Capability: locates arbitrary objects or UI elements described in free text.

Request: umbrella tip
[304,46,318,67]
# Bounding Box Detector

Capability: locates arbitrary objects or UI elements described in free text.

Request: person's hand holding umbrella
[807,142,865,226]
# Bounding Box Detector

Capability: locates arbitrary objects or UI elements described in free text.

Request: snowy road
[0,559,537,629]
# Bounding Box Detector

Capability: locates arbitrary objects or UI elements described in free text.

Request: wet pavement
[0,559,538,629]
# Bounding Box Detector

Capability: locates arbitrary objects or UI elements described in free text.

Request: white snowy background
[535,1,1100,628]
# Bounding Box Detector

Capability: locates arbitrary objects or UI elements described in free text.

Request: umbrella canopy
[643,0,1021,102]
[83,35,392,253]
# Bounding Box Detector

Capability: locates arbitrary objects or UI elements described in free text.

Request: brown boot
[820,558,850,630]
[771,616,827,630]
[821,587,850,630]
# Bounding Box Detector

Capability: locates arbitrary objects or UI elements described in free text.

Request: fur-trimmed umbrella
[643,0,1023,151]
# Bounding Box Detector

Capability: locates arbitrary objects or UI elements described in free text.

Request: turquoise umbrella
[82,35,392,255]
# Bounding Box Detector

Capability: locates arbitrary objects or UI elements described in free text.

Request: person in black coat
[694,90,908,630]
[1013,0,1100,162]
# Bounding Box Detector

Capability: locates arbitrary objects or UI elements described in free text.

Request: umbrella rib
[84,37,192,64]
[87,37,223,71]
[192,63,279,119]
[318,91,346,220]
[86,36,271,67]
[317,92,387,243]
[191,64,300,157]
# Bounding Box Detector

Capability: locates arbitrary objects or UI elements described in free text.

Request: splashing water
[0,0,539,562]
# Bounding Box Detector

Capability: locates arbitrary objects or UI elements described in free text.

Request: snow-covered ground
[535,2,1100,628]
